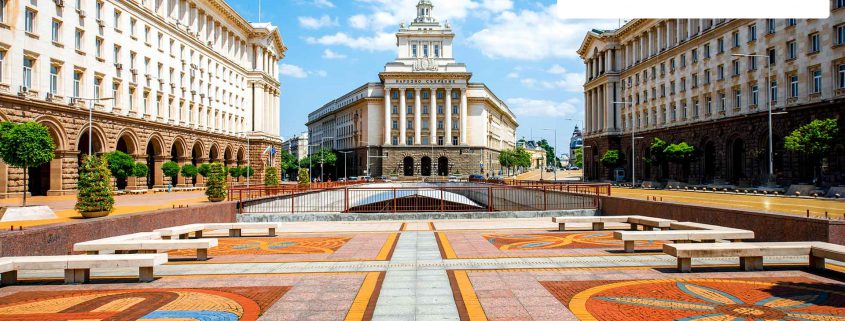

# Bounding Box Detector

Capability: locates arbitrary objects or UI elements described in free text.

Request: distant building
[517,140,546,169]
[569,125,583,159]
[282,133,309,160]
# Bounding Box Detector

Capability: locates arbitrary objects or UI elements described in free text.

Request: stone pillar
[460,88,467,145]
[384,87,392,145]
[153,156,166,188]
[429,88,437,145]
[414,88,422,145]
[399,88,407,145]
[584,91,591,133]
[176,157,190,187]
[46,151,71,196]
[657,24,663,51]
[445,88,453,145]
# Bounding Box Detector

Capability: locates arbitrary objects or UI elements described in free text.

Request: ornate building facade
[578,12,845,186]
[306,0,517,179]
[0,0,285,197]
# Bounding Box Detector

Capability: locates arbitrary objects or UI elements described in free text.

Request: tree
[228,166,242,180]
[645,138,669,180]
[105,151,135,180]
[785,118,840,182]
[498,149,514,176]
[241,166,255,178]
[537,139,559,167]
[298,168,310,186]
[280,150,298,180]
[0,122,56,206]
[181,164,198,185]
[664,142,698,181]
[132,162,148,178]
[571,147,583,168]
[205,162,227,202]
[264,167,279,186]
[600,150,622,167]
[197,163,211,178]
[513,147,532,169]
[161,161,180,185]
[74,155,114,216]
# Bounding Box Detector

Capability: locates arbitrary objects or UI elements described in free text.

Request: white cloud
[481,0,512,12]
[298,15,338,29]
[506,98,579,118]
[306,32,396,52]
[506,72,519,78]
[280,64,309,78]
[312,0,335,8]
[520,79,537,87]
[547,64,568,75]
[348,14,369,29]
[467,4,616,60]
[322,49,347,60]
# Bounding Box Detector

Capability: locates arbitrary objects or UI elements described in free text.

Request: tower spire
[415,0,435,23]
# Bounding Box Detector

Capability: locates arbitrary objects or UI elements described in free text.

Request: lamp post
[235,131,253,189]
[732,53,786,186]
[338,151,353,181]
[72,97,115,156]
[311,136,335,181]
[541,128,558,181]
[612,101,644,187]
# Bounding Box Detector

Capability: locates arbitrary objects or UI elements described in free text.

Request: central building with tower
[306,0,518,178]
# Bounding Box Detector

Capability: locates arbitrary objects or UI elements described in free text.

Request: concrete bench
[154,224,207,239]
[0,254,167,285]
[614,229,755,253]
[74,239,218,261]
[199,223,281,237]
[553,216,675,231]
[664,242,845,272]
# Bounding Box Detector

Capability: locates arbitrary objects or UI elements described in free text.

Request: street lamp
[541,128,558,181]
[72,97,114,156]
[338,151,353,181]
[234,131,253,189]
[310,136,334,181]
[612,101,644,187]
[732,53,785,186]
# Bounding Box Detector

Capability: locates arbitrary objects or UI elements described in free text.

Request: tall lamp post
[310,136,335,181]
[612,101,644,187]
[72,97,115,156]
[338,151,353,181]
[541,128,558,181]
[235,131,253,189]
[732,53,786,186]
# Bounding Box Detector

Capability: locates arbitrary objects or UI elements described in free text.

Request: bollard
[825,212,829,219]
[18,226,22,231]
[807,210,810,218]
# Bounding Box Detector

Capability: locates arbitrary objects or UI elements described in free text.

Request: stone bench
[156,223,282,238]
[614,229,754,253]
[553,216,676,231]
[154,224,207,239]
[0,253,167,285]
[663,242,845,272]
[74,239,218,261]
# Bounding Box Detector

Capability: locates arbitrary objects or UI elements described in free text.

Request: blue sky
[227,0,618,154]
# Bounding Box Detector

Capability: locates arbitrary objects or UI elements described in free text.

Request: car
[349,176,359,181]
[378,176,391,182]
[338,178,346,182]
[448,175,460,182]
[468,174,485,181]
[362,176,373,181]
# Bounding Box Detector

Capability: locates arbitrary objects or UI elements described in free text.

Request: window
[705,96,712,115]
[693,99,699,117]
[24,9,36,33]
[839,0,845,9]
[437,105,443,114]
[434,45,440,58]
[114,10,121,29]
[392,120,398,129]
[412,44,418,57]
[719,93,726,111]
[812,69,822,93]
[751,84,759,105]
[770,80,778,103]
[95,1,102,20]
[704,69,711,84]
[452,122,459,130]
[0,0,5,23]
[692,73,698,88]
[836,24,845,45]
[422,137,429,145]
[749,56,757,71]
[422,106,429,114]
[670,81,676,94]
[787,41,797,60]
[113,45,120,62]
[392,136,399,145]
[406,106,412,114]
[75,0,81,10]
[452,91,459,99]
[732,60,741,76]
[22,58,34,88]
[682,101,688,119]
[839,64,845,89]
[717,38,725,54]
[691,48,698,63]
[452,106,458,115]
[423,44,429,57]
[437,120,443,129]
[452,137,458,146]
[112,82,119,102]
[735,89,742,108]
[766,19,776,34]
[406,119,413,129]
[787,19,797,27]
[406,91,414,99]
[422,91,429,99]
[75,29,84,51]
[73,71,82,97]
[93,77,101,99]
[437,136,444,146]
[391,91,399,99]
[680,77,686,91]
[130,18,137,37]
[52,20,61,43]
[144,26,150,44]
[732,31,740,48]
[95,38,103,58]
[809,33,820,53]
[49,65,59,94]
[422,121,429,129]
[0,50,4,82]
[670,58,676,71]
[717,65,725,80]
[436,91,443,99]
[791,75,799,97]
[767,47,776,65]
[680,53,686,67]
[748,24,757,42]
[407,137,413,145]
[703,44,710,58]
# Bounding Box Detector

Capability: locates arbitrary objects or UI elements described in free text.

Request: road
[514,169,583,181]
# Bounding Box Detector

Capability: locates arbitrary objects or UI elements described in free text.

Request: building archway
[437,157,449,176]
[28,121,65,196]
[114,134,138,190]
[421,156,432,176]
[224,145,234,167]
[236,147,245,166]
[191,142,204,186]
[170,138,188,187]
[403,157,414,177]
[76,128,105,168]
[208,144,220,164]
[728,138,745,183]
[145,135,165,189]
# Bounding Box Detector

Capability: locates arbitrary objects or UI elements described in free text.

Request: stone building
[282,132,308,160]
[577,12,845,186]
[305,0,517,179]
[0,0,285,197]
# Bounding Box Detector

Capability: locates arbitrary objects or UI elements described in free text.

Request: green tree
[105,151,135,180]
[571,148,583,168]
[311,148,337,167]
[132,162,149,178]
[498,149,514,176]
[537,139,559,167]
[280,150,298,180]
[74,155,114,216]
[664,142,698,182]
[298,168,310,186]
[228,166,242,180]
[161,161,180,185]
[241,166,255,178]
[600,150,622,167]
[181,164,198,184]
[513,147,532,169]
[205,162,227,202]
[0,122,56,206]
[264,167,279,186]
[645,138,669,180]
[197,163,211,178]
[785,118,840,181]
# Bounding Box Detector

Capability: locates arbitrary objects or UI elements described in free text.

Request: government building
[306,0,517,179]
[0,0,284,197]
[578,12,845,186]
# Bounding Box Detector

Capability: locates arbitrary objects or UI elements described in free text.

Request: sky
[227,0,619,155]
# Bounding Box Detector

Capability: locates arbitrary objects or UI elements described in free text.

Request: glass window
[691,49,698,62]
[717,38,724,53]
[812,70,822,93]
[75,29,83,50]
[705,96,712,114]
[437,121,443,129]
[733,60,740,75]
[49,65,59,94]
[24,9,36,33]
[22,58,34,88]
[412,44,417,57]
[751,85,759,105]
[749,56,757,71]
[717,65,724,80]
[732,31,740,48]
[52,20,61,42]
[437,105,443,114]
[392,137,398,145]
[809,33,820,53]
[422,106,429,114]
[434,45,440,58]
[719,93,726,111]
[839,65,845,89]
[770,80,777,103]
[73,71,82,97]
[112,82,119,102]
[95,38,103,58]
[452,106,458,114]
[703,44,710,58]
[836,25,845,46]
[766,19,776,34]
[392,120,398,129]
[113,45,120,62]
[114,10,121,28]
[437,136,443,146]
[93,78,101,99]
[391,91,398,99]
[839,0,845,8]
[452,137,458,146]
[423,44,428,57]
[787,41,797,60]
[748,24,757,41]
[791,75,799,97]
[767,48,776,65]
[735,89,742,108]
[0,50,4,82]
[787,19,797,27]
[406,137,413,145]
[0,0,5,22]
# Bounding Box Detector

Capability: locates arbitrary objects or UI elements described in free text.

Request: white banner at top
[556,0,831,19]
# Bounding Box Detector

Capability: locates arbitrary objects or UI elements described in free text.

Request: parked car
[448,175,460,182]
[349,176,359,181]
[468,174,485,181]
[378,176,390,182]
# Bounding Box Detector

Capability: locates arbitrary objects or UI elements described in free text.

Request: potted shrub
[105,151,135,190]
[298,168,310,186]
[181,164,198,186]
[198,163,211,179]
[228,167,242,182]
[75,155,115,218]
[205,162,227,202]
[265,167,279,186]
[161,161,180,187]
[132,162,148,187]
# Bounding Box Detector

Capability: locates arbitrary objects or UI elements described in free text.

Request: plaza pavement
[2,218,844,320]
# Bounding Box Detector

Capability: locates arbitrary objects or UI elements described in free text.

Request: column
[460,88,467,145]
[445,88,452,145]
[584,91,591,133]
[657,24,663,51]
[254,84,264,132]
[676,19,682,44]
[384,87,392,145]
[399,88,407,145]
[414,88,422,145]
[429,88,437,145]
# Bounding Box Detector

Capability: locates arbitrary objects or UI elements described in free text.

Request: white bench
[613,222,754,253]
[663,242,845,272]
[0,253,167,285]
[553,216,676,231]
[74,239,218,261]
[157,223,281,238]
[154,224,207,239]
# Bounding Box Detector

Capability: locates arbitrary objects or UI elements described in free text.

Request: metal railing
[236,184,602,214]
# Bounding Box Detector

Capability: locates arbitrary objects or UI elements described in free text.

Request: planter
[81,211,110,219]
[208,196,226,202]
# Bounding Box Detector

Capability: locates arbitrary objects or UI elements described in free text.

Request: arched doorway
[145,137,164,189]
[208,144,220,164]
[77,130,103,167]
[170,139,186,186]
[28,123,63,196]
[403,157,414,176]
[114,135,136,190]
[437,157,449,176]
[703,141,716,182]
[421,156,432,176]
[225,146,234,166]
[728,138,745,183]
[191,142,203,186]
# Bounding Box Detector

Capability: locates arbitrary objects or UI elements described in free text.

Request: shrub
[205,162,227,201]
[0,121,56,207]
[600,150,622,167]
[298,168,310,186]
[162,161,180,184]
[105,151,135,180]
[241,166,255,178]
[132,162,149,178]
[75,155,115,214]
[181,164,198,179]
[197,163,211,177]
[265,167,279,186]
[228,166,242,178]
